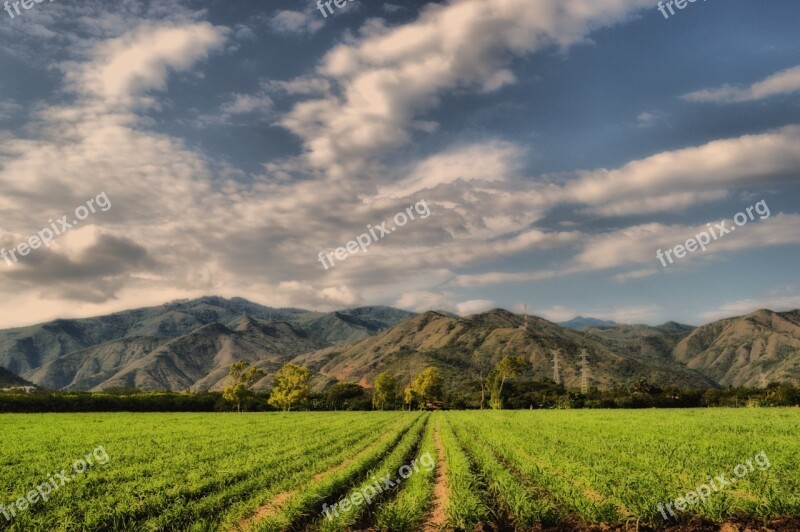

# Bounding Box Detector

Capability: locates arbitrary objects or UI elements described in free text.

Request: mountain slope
[88,318,327,391]
[1,297,413,391]
[292,309,717,390]
[0,367,33,387]
[292,306,415,345]
[7,300,800,393]
[24,337,165,391]
[673,309,800,386]
[583,322,695,360]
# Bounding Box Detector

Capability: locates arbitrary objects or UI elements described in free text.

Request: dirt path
[423,416,450,531]
[233,419,412,531]
[233,439,382,531]
[233,490,296,531]
[235,448,386,532]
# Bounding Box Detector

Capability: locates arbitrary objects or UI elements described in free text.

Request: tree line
[1,359,799,412]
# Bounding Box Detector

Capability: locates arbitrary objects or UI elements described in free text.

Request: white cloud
[278,0,653,177]
[698,291,800,322]
[564,126,800,216]
[269,10,324,35]
[64,22,228,109]
[391,292,496,316]
[636,110,667,128]
[0,19,232,325]
[455,299,495,316]
[220,93,272,116]
[613,268,658,282]
[682,65,800,104]
[234,24,256,41]
[377,142,522,198]
[0,100,22,121]
[276,281,362,309]
[264,77,332,96]
[1,0,798,330]
[394,291,452,313]
[450,268,579,288]
[535,305,579,323]
[575,213,800,272]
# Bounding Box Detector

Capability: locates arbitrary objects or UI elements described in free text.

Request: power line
[519,304,528,331]
[551,348,561,385]
[579,348,590,395]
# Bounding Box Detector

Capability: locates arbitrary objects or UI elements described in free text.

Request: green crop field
[1,409,799,531]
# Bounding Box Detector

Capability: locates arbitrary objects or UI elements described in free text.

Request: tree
[268,363,310,411]
[373,372,399,410]
[489,356,527,410]
[326,382,367,410]
[223,361,266,413]
[403,385,419,411]
[410,367,443,409]
[471,349,494,410]
[634,376,654,395]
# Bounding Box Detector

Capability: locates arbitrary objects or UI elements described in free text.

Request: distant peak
[559,316,617,329]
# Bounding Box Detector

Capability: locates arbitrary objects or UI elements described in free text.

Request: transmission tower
[551,349,562,385]
[579,348,590,394]
[519,304,528,331]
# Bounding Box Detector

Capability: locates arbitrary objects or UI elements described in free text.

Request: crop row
[2,409,798,530]
[440,409,800,528]
[0,412,407,531]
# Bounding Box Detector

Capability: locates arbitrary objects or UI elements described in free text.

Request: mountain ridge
[558,316,617,329]
[292,309,718,393]
[0,297,412,391]
[673,309,800,387]
[1,298,798,392]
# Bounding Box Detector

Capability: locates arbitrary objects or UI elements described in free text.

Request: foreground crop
[1,409,799,530]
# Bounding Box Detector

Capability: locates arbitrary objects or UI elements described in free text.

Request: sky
[0,0,798,328]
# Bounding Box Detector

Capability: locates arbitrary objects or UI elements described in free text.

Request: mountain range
[557,316,617,329]
[1,297,798,392]
[0,297,412,391]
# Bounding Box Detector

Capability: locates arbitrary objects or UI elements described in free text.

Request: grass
[373,413,437,531]
[0,409,798,530]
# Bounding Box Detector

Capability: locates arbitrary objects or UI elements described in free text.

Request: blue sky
[0,0,798,327]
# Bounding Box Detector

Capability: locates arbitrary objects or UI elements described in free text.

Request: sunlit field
[1,410,799,531]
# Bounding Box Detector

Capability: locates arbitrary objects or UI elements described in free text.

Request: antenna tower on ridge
[552,349,561,385]
[579,348,590,395]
